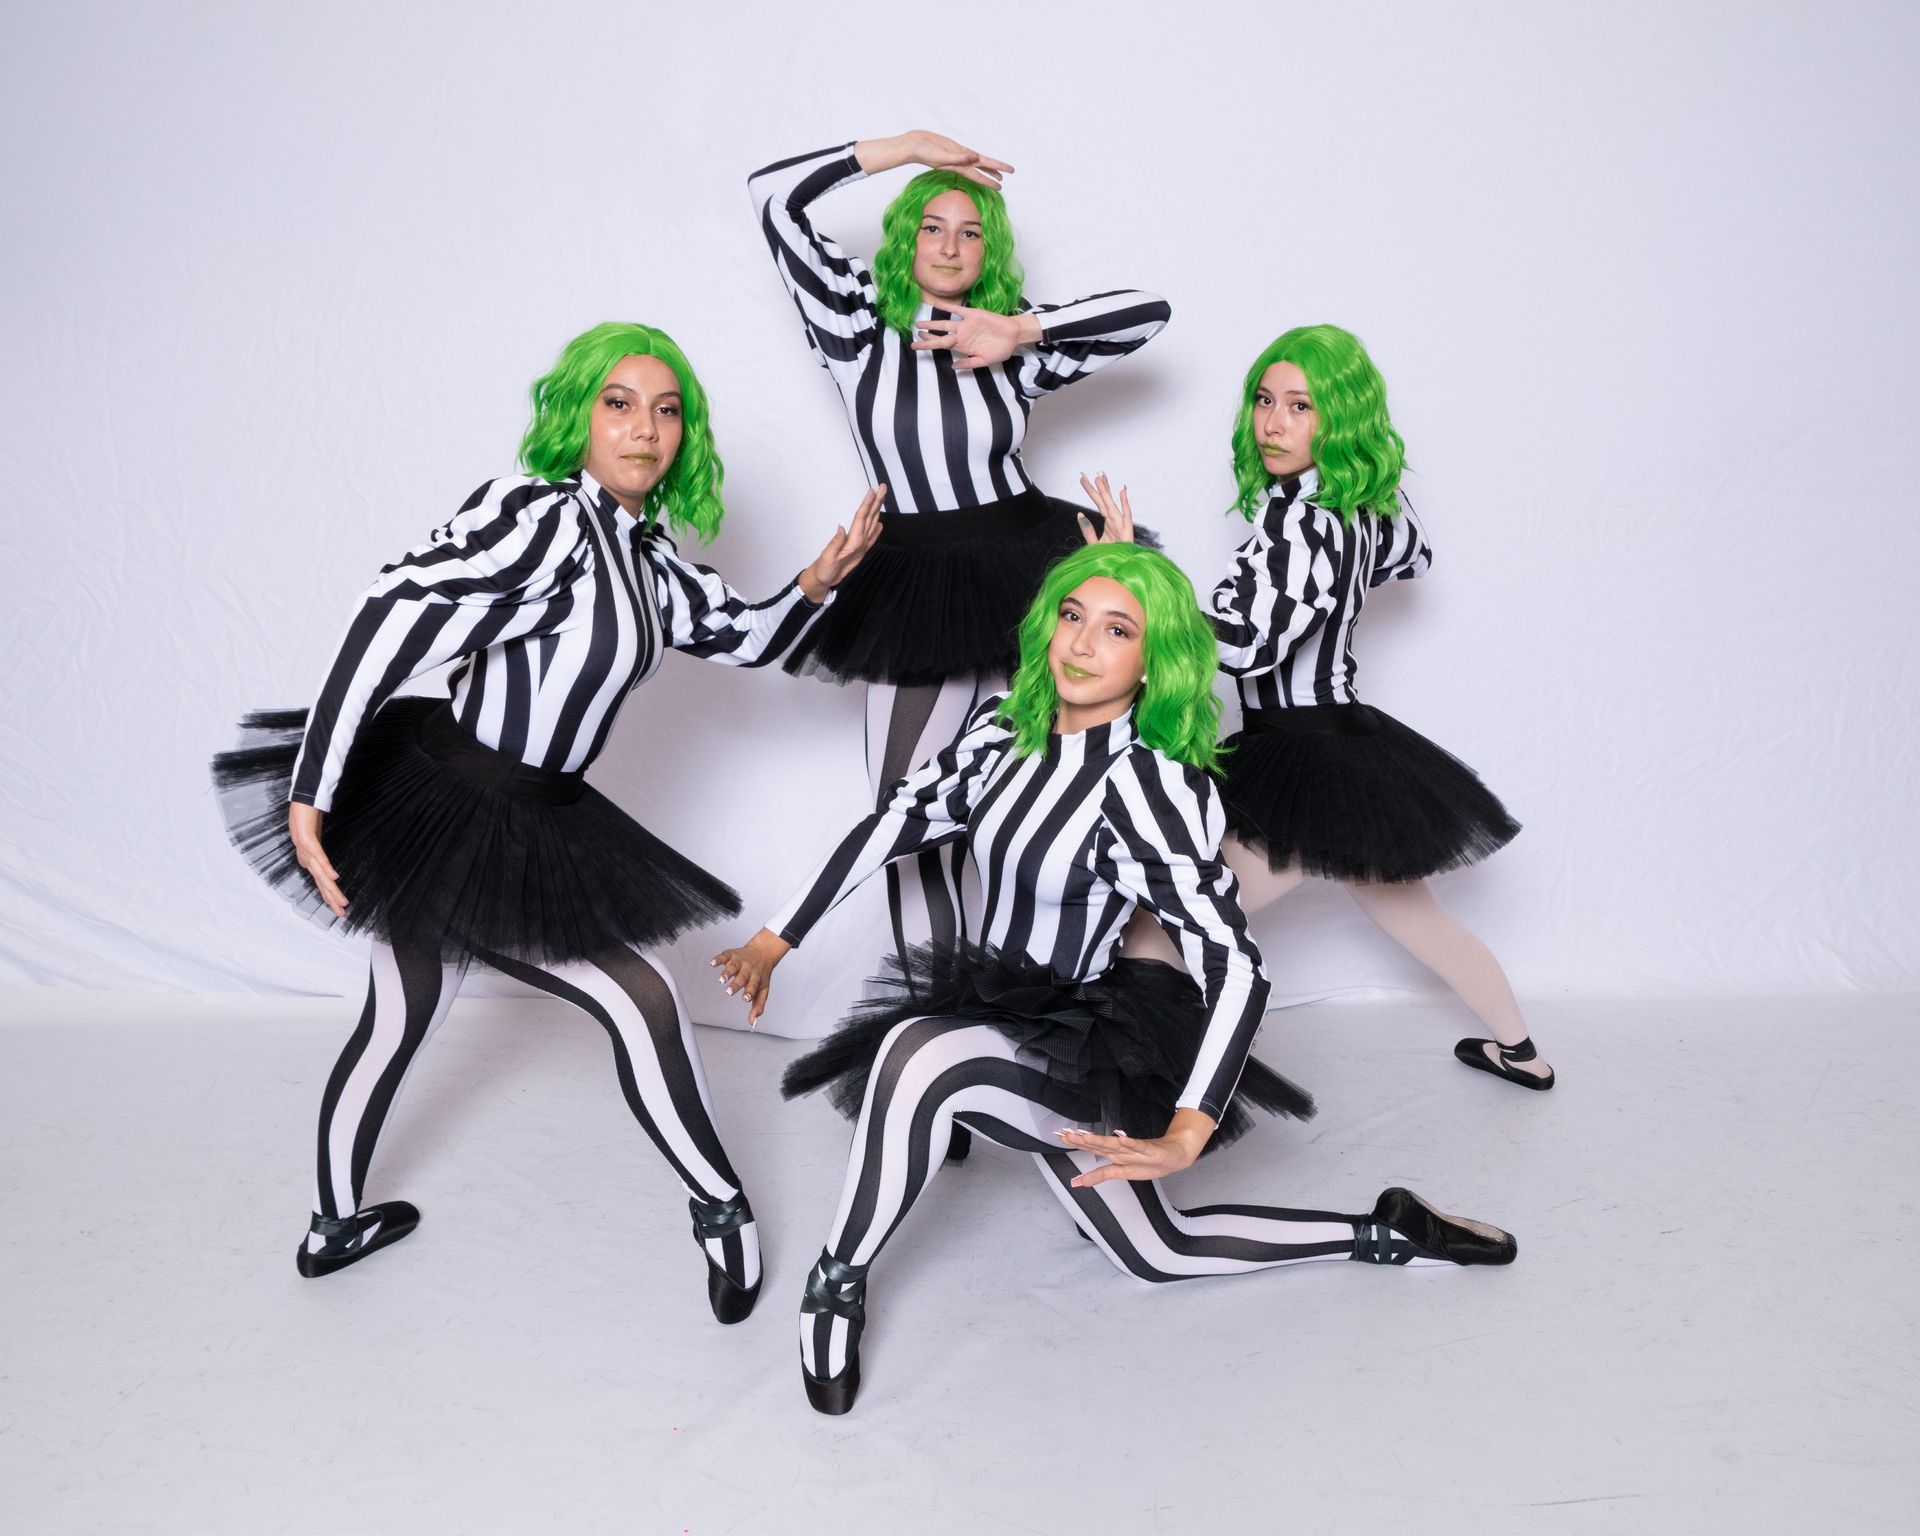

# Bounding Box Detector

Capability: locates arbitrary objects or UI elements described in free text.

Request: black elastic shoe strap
[1351,1220,1397,1265]
[1498,1037,1538,1062]
[688,1191,754,1240]
[310,1212,366,1247]
[802,1253,870,1323]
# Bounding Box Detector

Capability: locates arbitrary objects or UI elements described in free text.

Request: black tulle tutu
[209,697,740,964]
[782,489,1157,686]
[781,942,1314,1153]
[1219,704,1520,884]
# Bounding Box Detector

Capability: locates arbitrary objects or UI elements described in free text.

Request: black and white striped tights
[307,938,760,1292]
[800,1017,1435,1384]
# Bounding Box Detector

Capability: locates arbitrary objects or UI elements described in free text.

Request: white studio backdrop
[2,1,1915,1032]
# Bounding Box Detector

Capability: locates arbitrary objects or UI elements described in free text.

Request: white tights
[1124,835,1537,1057]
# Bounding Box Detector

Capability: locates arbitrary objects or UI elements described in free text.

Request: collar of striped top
[1267,468,1321,511]
[578,470,642,532]
[1043,707,1139,760]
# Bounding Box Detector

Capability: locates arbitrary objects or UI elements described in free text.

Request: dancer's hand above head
[798,485,887,603]
[1076,472,1136,544]
[912,306,1039,370]
[855,130,1014,186]
[288,802,347,918]
[1056,1109,1215,1186]
[710,928,792,1029]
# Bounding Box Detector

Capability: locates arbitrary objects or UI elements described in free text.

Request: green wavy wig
[517,321,725,542]
[871,172,1026,337]
[998,543,1224,774]
[1230,324,1406,524]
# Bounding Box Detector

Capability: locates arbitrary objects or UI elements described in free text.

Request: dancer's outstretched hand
[1077,472,1135,544]
[710,928,792,1029]
[799,485,886,602]
[912,306,1032,370]
[1056,1109,1215,1186]
[858,130,1014,187]
[289,802,347,918]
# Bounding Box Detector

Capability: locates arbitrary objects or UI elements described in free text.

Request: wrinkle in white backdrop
[2,1,1916,1028]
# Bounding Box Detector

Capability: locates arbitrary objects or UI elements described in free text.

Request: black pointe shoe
[1454,1034,1555,1090]
[945,1123,973,1163]
[690,1192,762,1325]
[800,1252,870,1415]
[1356,1187,1517,1267]
[805,1357,862,1416]
[294,1201,421,1278]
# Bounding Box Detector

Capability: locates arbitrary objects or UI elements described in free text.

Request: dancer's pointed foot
[1455,1034,1555,1090]
[1353,1188,1517,1267]
[295,1201,420,1278]
[799,1251,870,1415]
[690,1191,763,1324]
[804,1357,861,1415]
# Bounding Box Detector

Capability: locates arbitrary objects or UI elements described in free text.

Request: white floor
[3,988,1915,1536]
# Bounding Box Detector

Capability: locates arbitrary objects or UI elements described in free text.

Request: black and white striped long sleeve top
[289,473,828,812]
[768,696,1268,1122]
[1209,472,1433,710]
[749,144,1172,517]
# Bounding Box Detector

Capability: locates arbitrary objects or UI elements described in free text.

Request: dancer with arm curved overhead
[713,543,1516,1414]
[1112,325,1553,1088]
[210,321,881,1323]
[748,131,1169,972]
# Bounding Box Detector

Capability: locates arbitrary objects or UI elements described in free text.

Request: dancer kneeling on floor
[211,321,882,1320]
[713,542,1515,1415]
[1112,325,1554,1089]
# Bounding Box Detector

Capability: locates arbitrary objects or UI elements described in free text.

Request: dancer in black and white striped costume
[749,131,1170,967]
[715,543,1514,1413]
[211,322,881,1322]
[1122,325,1553,1088]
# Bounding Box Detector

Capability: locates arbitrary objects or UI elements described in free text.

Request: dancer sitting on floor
[211,321,881,1322]
[1112,325,1554,1089]
[714,541,1515,1415]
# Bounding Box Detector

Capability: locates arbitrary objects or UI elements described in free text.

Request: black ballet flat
[690,1192,762,1325]
[1357,1187,1517,1267]
[294,1201,420,1278]
[946,1124,973,1163]
[1454,1034,1555,1091]
[800,1252,870,1415]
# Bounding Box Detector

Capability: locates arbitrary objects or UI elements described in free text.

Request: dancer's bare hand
[288,802,347,918]
[710,928,792,1029]
[912,306,1037,370]
[1056,1109,1215,1186]
[857,130,1014,187]
[799,485,886,602]
[1077,472,1135,544]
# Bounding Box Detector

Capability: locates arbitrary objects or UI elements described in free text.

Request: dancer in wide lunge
[212,321,881,1321]
[1114,324,1553,1088]
[714,542,1515,1414]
